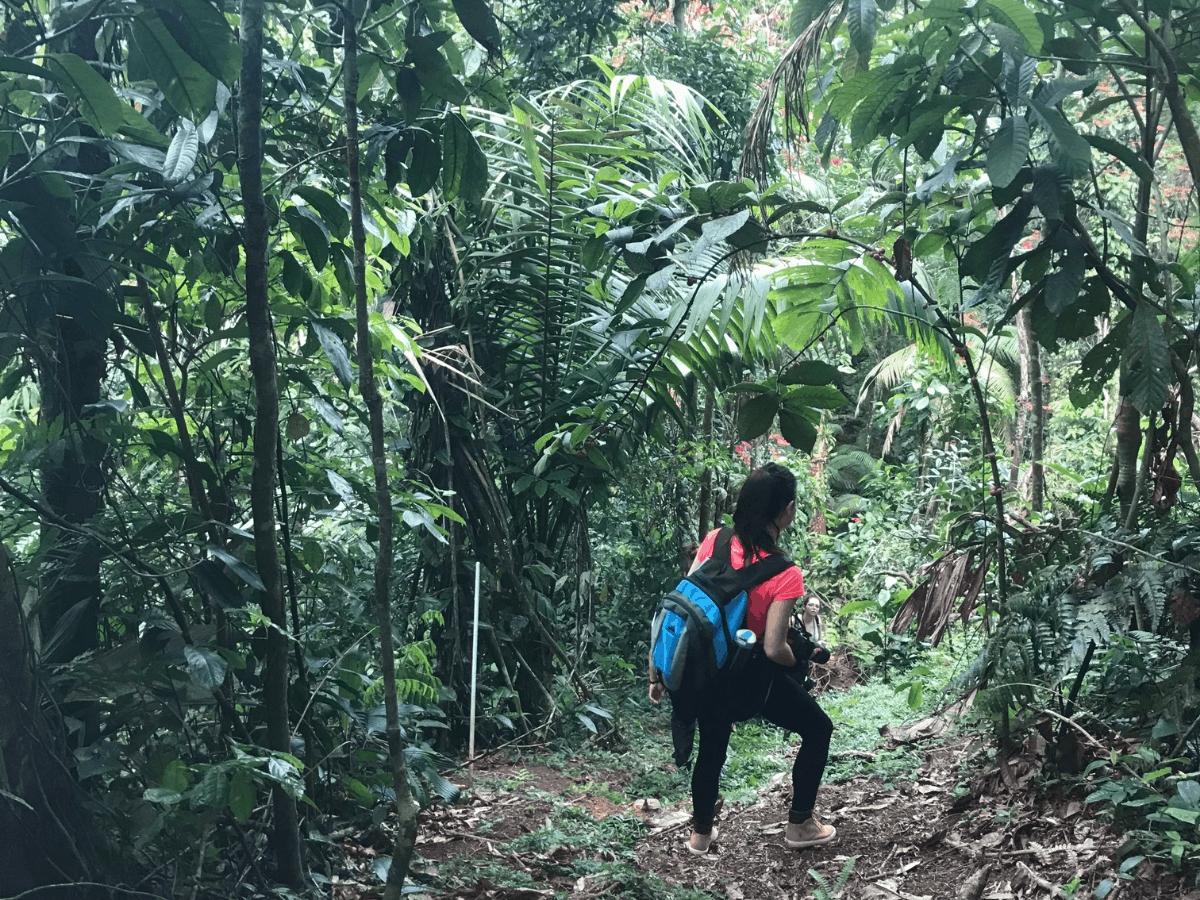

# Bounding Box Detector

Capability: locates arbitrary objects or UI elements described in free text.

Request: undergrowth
[823,638,978,782]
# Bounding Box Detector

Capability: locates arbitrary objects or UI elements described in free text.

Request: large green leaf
[779,407,818,453]
[162,118,199,185]
[146,0,239,85]
[134,13,218,118]
[119,103,169,147]
[286,206,330,271]
[44,53,125,136]
[846,0,879,57]
[452,0,502,55]
[410,35,467,104]
[915,153,962,201]
[407,128,441,196]
[961,196,1033,281]
[293,185,350,240]
[184,645,228,690]
[1044,253,1088,315]
[1030,102,1091,178]
[1030,165,1073,222]
[442,112,488,202]
[787,384,847,409]
[313,323,354,389]
[207,546,264,591]
[987,0,1043,53]
[0,56,52,80]
[780,359,840,386]
[988,116,1030,189]
[1083,133,1153,183]
[1121,301,1170,415]
[737,394,779,441]
[228,770,255,822]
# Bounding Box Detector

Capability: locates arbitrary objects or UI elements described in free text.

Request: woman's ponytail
[733,462,797,557]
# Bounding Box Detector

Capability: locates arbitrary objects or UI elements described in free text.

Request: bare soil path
[330,727,1196,900]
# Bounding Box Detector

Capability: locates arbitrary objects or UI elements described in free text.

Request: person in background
[798,595,823,644]
[649,463,837,855]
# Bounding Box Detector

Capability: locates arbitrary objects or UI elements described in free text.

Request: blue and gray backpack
[650,528,794,697]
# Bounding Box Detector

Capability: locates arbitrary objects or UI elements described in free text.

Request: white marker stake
[467,561,481,788]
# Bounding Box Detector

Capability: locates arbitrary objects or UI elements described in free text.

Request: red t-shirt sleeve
[768,565,805,600]
[695,528,720,564]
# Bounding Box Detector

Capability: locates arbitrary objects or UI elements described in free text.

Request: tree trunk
[697,386,714,538]
[1028,325,1045,513]
[238,0,304,885]
[35,318,105,663]
[1114,396,1143,522]
[0,543,97,895]
[1124,412,1157,531]
[23,0,116,667]
[672,0,689,31]
[1172,351,1200,493]
[1009,305,1032,494]
[345,19,420,897]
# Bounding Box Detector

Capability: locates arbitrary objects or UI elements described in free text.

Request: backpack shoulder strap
[712,528,735,564]
[739,550,795,589]
[710,529,793,587]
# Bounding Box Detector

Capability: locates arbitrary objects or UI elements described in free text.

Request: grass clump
[508,805,644,857]
[722,721,791,803]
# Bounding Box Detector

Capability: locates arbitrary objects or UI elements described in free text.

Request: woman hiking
[649,462,837,855]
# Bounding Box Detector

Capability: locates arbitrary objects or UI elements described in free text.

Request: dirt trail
[633,733,1167,899]
[332,734,1194,899]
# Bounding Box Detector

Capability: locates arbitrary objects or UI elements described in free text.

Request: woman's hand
[649,680,666,704]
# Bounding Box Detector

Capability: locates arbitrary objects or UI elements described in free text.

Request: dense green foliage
[2,0,1200,895]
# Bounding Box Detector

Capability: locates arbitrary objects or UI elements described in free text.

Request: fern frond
[984,329,1020,366]
[827,449,880,491]
[977,357,1016,407]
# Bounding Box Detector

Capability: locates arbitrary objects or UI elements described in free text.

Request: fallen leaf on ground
[882,716,949,744]
[957,864,992,900]
[861,878,934,900]
[647,809,691,834]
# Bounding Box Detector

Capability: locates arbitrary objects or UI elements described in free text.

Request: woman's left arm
[763,597,799,666]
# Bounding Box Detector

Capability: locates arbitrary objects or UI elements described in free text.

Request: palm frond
[858,343,918,410]
[881,404,906,457]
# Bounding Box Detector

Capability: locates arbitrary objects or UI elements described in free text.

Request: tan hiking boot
[687,824,718,855]
[784,815,837,848]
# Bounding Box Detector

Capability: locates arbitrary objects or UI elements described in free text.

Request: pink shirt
[695,528,805,637]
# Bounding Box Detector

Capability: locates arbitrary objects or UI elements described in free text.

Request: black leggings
[691,668,833,834]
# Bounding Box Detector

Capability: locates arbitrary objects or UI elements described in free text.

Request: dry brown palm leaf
[889,551,992,647]
[741,0,845,182]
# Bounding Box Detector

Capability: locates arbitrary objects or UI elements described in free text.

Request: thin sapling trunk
[344,17,421,896]
[238,0,304,885]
